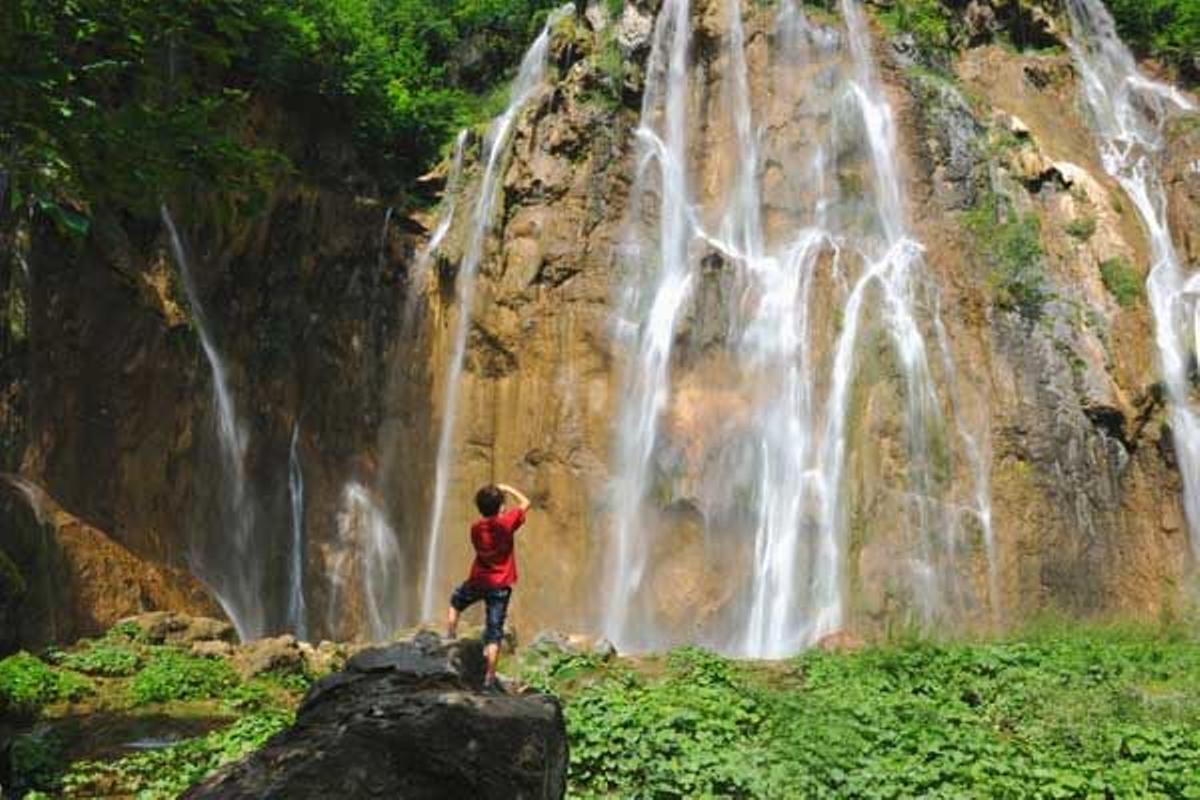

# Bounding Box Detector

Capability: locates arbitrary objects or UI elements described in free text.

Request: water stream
[161,205,263,640]
[287,423,308,640]
[1066,0,1199,558]
[419,5,573,620]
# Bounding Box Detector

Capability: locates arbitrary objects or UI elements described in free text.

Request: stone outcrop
[0,476,220,653]
[184,634,568,799]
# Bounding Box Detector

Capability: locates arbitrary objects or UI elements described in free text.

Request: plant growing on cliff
[877,0,954,54]
[965,191,1049,319]
[1065,215,1098,241]
[1103,0,1200,83]
[1100,256,1142,307]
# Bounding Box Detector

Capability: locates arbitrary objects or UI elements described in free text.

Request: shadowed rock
[183,633,568,799]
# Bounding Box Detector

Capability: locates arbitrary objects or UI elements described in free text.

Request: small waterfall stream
[1066,0,1199,557]
[287,423,308,640]
[419,5,573,620]
[161,205,264,640]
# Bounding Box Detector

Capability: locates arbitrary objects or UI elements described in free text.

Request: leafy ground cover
[517,621,1200,798]
[6,620,1200,798]
[0,626,311,798]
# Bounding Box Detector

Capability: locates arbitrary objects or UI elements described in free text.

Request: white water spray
[1066,0,1199,558]
[161,204,263,640]
[420,6,573,620]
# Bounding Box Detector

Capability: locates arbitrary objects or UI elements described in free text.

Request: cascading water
[1066,0,1200,557]
[161,205,264,640]
[403,130,468,328]
[419,5,573,620]
[287,423,308,640]
[604,0,992,656]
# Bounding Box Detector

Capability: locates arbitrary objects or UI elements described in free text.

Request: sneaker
[482,676,506,695]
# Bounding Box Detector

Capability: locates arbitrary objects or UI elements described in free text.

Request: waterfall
[331,481,404,641]
[161,204,264,640]
[419,5,573,621]
[287,423,308,640]
[404,130,469,327]
[603,0,991,656]
[1066,0,1199,557]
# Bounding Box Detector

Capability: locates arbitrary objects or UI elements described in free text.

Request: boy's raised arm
[496,483,531,512]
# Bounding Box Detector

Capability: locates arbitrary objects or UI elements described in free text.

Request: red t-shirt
[467,507,526,589]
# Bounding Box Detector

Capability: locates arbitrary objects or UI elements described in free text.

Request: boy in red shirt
[446,482,531,690]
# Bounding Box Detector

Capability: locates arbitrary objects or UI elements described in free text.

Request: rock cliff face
[1,0,1198,651]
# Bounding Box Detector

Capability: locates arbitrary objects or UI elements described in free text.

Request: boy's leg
[481,588,512,686]
[447,583,480,639]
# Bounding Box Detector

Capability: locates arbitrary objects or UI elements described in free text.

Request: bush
[1100,256,1142,307]
[129,650,238,705]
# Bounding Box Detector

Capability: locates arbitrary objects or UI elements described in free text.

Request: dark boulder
[183,632,568,799]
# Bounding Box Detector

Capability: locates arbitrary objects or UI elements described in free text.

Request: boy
[446,482,531,690]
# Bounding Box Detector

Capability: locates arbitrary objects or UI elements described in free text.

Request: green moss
[877,0,954,54]
[1100,256,1142,307]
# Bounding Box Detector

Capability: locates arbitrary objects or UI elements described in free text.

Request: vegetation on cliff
[0,0,563,225]
[1104,0,1200,82]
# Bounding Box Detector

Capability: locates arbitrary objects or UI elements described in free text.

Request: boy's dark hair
[475,485,504,517]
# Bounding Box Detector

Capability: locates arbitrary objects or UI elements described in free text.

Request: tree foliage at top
[0,0,563,223]
[1103,0,1200,83]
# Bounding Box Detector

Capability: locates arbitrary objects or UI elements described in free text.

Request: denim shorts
[450,583,512,644]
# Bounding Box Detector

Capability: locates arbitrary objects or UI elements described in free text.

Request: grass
[1065,216,1098,242]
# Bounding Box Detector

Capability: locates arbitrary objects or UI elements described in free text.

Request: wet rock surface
[183,633,568,799]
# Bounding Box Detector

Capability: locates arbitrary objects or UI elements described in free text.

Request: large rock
[184,633,568,799]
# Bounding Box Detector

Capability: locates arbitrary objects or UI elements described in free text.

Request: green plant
[1065,215,1098,241]
[129,649,238,705]
[877,0,954,54]
[0,652,92,714]
[1100,256,1142,307]
[60,709,292,798]
[61,641,141,677]
[9,730,65,794]
[1103,0,1200,83]
[965,192,1049,318]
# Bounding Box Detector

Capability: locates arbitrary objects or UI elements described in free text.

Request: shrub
[878,0,954,54]
[1103,0,1200,83]
[1100,256,1142,307]
[129,650,238,705]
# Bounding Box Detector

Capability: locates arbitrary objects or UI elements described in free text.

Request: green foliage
[60,709,292,798]
[542,627,1200,798]
[9,729,65,794]
[1103,0,1200,82]
[965,192,1049,318]
[0,652,92,714]
[1100,256,1143,307]
[104,619,150,643]
[0,0,565,225]
[1065,215,1098,241]
[877,0,954,54]
[129,649,238,705]
[59,640,141,677]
